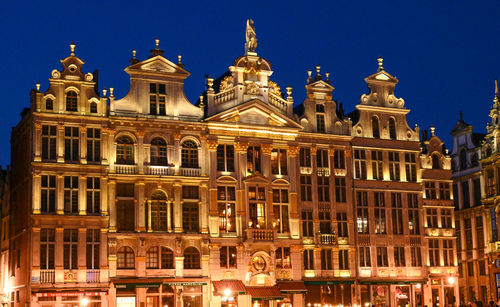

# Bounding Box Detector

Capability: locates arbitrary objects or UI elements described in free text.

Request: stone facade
[4,24,457,307]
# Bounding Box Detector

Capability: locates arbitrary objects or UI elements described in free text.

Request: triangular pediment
[365,70,399,84]
[306,80,334,91]
[126,56,190,76]
[243,172,271,183]
[206,99,302,129]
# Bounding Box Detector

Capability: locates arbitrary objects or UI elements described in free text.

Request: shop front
[246,286,284,307]
[34,291,107,307]
[358,280,426,307]
[276,281,307,307]
[212,280,247,307]
[304,281,353,306]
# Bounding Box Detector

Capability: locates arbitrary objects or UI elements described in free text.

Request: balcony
[86,270,100,283]
[180,167,201,177]
[318,233,337,245]
[40,270,55,283]
[247,229,274,241]
[146,165,174,176]
[115,164,138,174]
[300,166,312,175]
[317,167,330,176]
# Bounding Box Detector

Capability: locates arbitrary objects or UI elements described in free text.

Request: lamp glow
[448,276,455,285]
[81,298,89,307]
[224,288,232,298]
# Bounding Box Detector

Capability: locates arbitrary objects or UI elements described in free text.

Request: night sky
[1,1,499,167]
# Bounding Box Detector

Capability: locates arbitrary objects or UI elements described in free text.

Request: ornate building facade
[4,22,457,307]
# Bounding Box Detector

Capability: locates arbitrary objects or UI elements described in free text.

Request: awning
[304,280,355,285]
[35,292,106,297]
[212,280,247,295]
[277,281,308,293]
[246,286,284,300]
[358,280,426,285]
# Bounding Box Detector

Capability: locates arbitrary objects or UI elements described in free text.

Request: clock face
[252,256,266,272]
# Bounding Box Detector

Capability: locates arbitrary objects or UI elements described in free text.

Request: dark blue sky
[1,1,499,166]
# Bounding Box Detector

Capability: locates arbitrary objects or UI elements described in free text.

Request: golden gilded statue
[245,19,257,53]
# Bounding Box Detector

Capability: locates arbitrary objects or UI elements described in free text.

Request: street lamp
[448,277,455,285]
[224,288,232,298]
[81,297,89,307]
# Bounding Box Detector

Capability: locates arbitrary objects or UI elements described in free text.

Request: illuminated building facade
[5,22,458,307]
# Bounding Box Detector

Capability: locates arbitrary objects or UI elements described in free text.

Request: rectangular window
[359,247,371,267]
[316,114,325,133]
[371,151,383,180]
[441,209,452,229]
[426,209,438,228]
[149,83,166,115]
[376,247,388,267]
[334,149,345,169]
[479,260,486,275]
[300,175,312,201]
[87,177,100,214]
[356,191,369,234]
[408,194,420,235]
[439,182,451,200]
[64,127,79,162]
[304,249,314,270]
[41,175,56,214]
[388,152,400,181]
[271,149,287,175]
[339,249,349,270]
[86,229,100,269]
[220,246,237,269]
[217,145,235,172]
[453,183,459,209]
[392,193,403,235]
[87,128,101,163]
[42,125,57,161]
[182,185,199,199]
[443,239,454,266]
[302,210,313,237]
[374,192,386,234]
[425,182,437,199]
[182,203,199,233]
[462,181,470,208]
[317,149,329,168]
[272,189,289,233]
[319,209,331,233]
[218,186,236,233]
[456,219,462,251]
[468,262,474,277]
[299,148,311,167]
[410,247,422,266]
[473,178,481,206]
[335,177,346,203]
[276,247,290,269]
[476,216,484,248]
[63,229,78,270]
[405,153,417,182]
[247,146,261,174]
[64,176,79,214]
[428,239,440,266]
[394,246,405,267]
[321,249,332,270]
[249,186,266,229]
[40,229,55,269]
[337,212,348,238]
[487,169,495,197]
[116,183,135,232]
[465,218,473,250]
[354,149,367,179]
[317,176,330,202]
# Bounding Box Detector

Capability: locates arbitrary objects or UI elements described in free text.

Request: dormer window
[372,116,380,138]
[150,83,166,115]
[66,91,78,112]
[90,102,97,113]
[388,118,396,139]
[316,104,325,133]
[45,99,53,110]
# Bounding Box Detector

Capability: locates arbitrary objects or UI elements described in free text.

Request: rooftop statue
[245,19,257,54]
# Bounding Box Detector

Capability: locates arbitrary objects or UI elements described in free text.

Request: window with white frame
[272,188,289,233]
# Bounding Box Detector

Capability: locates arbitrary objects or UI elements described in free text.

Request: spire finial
[178,54,182,64]
[377,56,384,71]
[316,65,321,74]
[245,19,257,54]
[69,42,76,56]
[155,38,160,49]
[132,49,137,58]
[430,124,435,136]
[36,82,40,91]
[495,79,499,100]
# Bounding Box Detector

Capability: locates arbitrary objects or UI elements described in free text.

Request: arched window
[388,118,396,140]
[116,136,135,165]
[146,246,174,269]
[432,154,440,169]
[459,149,467,170]
[161,247,174,269]
[90,102,97,113]
[184,247,200,269]
[181,140,199,168]
[151,137,168,166]
[372,116,380,138]
[471,153,479,167]
[150,191,168,231]
[66,91,78,112]
[117,246,135,269]
[146,246,159,269]
[45,98,53,110]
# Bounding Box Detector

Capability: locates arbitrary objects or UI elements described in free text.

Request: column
[32,173,41,214]
[206,139,219,237]
[136,182,145,232]
[101,177,108,215]
[173,132,181,175]
[200,183,209,234]
[78,228,87,283]
[199,135,208,176]
[101,128,112,165]
[34,122,42,162]
[79,175,87,215]
[32,227,41,268]
[80,126,87,164]
[57,124,65,163]
[311,146,319,233]
[235,142,248,236]
[100,229,109,283]
[147,200,152,232]
[167,200,172,232]
[261,143,272,178]
[137,130,145,174]
[108,180,117,232]
[56,174,64,214]
[175,256,184,277]
[174,182,182,232]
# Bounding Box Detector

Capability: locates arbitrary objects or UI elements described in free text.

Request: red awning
[212,280,247,295]
[277,281,308,293]
[246,286,284,300]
